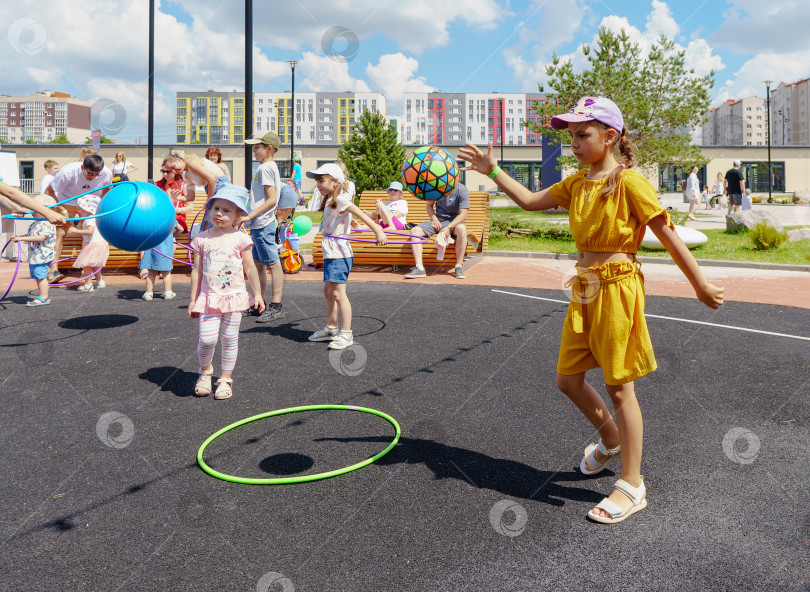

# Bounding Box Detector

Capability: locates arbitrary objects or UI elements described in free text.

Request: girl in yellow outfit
[458,96,724,524]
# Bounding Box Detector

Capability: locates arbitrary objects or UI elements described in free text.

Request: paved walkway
[2,193,807,309]
[2,252,808,310]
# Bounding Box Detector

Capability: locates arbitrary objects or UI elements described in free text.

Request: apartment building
[401,92,548,146]
[175,90,386,146]
[770,78,810,146]
[0,91,91,144]
[702,96,768,146]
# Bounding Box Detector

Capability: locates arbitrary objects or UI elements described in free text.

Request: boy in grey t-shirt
[404,183,470,279]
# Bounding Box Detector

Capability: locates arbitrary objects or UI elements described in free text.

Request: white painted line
[492,289,810,342]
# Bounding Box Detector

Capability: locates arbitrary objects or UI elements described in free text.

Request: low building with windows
[0,91,90,144]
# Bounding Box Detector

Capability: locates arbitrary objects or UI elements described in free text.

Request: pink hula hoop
[323,228,428,245]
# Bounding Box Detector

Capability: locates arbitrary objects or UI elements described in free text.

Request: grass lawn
[489,208,810,265]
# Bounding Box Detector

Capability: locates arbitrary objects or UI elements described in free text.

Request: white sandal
[587,477,647,524]
[214,378,233,400]
[194,368,213,397]
[580,438,621,475]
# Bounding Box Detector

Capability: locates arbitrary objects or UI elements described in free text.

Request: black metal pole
[499,98,504,167]
[766,83,772,202]
[244,0,253,189]
[147,0,154,181]
[290,63,296,176]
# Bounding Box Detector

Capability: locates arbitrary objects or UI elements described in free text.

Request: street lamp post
[763,80,774,202]
[286,60,300,179]
[777,108,790,146]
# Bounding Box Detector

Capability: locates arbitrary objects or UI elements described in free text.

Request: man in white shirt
[44,154,112,282]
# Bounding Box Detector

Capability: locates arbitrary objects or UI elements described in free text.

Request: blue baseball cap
[387,181,403,191]
[205,183,249,216]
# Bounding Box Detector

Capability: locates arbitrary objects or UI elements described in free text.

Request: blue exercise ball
[96,182,176,252]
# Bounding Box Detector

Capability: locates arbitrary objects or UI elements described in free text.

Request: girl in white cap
[188,184,265,399]
[459,96,724,525]
[69,195,109,292]
[306,162,387,350]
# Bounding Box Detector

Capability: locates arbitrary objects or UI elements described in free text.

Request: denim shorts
[251,221,280,265]
[29,262,50,280]
[323,257,352,284]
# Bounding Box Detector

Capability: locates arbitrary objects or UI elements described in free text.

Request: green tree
[529,28,714,173]
[337,109,406,198]
[49,134,70,144]
[84,135,114,144]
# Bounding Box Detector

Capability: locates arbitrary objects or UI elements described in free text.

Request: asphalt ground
[1,281,808,592]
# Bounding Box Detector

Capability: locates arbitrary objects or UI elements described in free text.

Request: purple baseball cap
[550,96,624,134]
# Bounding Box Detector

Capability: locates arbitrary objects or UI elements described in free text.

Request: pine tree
[530,28,714,173]
[338,110,406,198]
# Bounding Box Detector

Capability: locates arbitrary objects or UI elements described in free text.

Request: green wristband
[488,166,501,179]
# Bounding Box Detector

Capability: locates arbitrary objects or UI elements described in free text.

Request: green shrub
[748,222,788,251]
[528,221,572,240]
[668,211,690,225]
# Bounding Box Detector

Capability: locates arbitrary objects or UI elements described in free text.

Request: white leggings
[197,312,241,372]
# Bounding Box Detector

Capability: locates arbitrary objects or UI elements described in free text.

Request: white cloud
[365,53,436,112]
[298,51,371,93]
[527,2,725,93]
[711,0,810,54]
[713,49,810,106]
[502,0,588,91]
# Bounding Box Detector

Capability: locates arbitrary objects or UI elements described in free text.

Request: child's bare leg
[333,283,351,331]
[145,269,157,293]
[36,277,49,300]
[590,381,643,518]
[83,266,93,287]
[556,372,620,451]
[325,283,339,327]
[163,271,172,293]
[376,201,394,228]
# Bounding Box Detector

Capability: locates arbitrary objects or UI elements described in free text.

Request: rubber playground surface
[1,279,808,591]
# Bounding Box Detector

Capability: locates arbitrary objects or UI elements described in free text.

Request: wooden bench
[311,190,490,269]
[58,190,209,272]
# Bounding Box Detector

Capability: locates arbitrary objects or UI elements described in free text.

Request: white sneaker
[328,331,354,350]
[163,291,177,300]
[93,280,106,289]
[309,326,338,342]
[142,292,153,301]
[77,284,94,292]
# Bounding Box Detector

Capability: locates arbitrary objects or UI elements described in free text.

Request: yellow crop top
[548,169,673,253]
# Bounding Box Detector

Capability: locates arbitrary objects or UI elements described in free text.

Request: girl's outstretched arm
[346,204,388,246]
[241,248,266,313]
[457,143,557,211]
[647,214,724,308]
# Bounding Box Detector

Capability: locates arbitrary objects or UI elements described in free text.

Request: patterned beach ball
[401,146,459,200]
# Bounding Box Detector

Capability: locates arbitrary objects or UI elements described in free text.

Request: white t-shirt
[49,161,113,206]
[246,160,282,230]
[320,192,354,259]
[384,199,408,222]
[714,180,724,195]
[685,172,700,200]
[111,161,132,175]
[40,173,55,193]
[186,158,226,187]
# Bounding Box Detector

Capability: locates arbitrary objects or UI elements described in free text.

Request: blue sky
[1,0,807,142]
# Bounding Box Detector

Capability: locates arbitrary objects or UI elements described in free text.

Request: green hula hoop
[196,404,401,485]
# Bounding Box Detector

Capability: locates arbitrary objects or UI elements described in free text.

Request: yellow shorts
[557,260,657,386]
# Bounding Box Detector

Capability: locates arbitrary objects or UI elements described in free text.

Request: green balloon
[292,216,313,235]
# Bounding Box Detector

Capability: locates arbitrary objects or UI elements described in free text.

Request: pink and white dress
[190,230,254,314]
[73,221,110,269]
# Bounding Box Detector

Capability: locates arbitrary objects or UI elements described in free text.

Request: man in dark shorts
[724,160,746,213]
[404,183,469,279]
